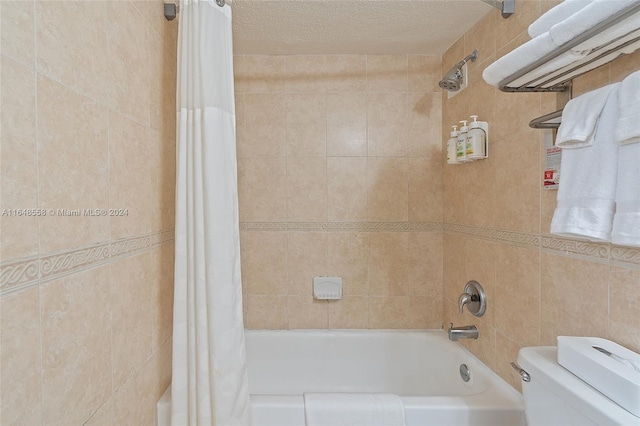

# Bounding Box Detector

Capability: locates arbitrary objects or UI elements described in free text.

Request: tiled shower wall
[1,1,176,424]
[442,1,640,391]
[234,55,445,329]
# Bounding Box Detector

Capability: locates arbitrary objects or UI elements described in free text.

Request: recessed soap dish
[313,277,342,300]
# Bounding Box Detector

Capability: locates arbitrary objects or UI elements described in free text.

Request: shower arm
[481,0,515,19]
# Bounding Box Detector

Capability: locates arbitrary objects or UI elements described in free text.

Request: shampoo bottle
[457,120,470,162]
[447,125,460,164]
[467,115,489,160]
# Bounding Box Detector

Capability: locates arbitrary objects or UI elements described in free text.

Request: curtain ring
[216,0,226,7]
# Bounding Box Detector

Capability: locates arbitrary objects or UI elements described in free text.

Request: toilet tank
[518,347,640,426]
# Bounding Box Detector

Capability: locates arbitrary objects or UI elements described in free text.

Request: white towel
[304,393,405,426]
[549,0,640,47]
[616,70,640,145]
[612,142,640,247]
[482,32,587,87]
[550,84,621,241]
[529,0,594,38]
[556,85,614,147]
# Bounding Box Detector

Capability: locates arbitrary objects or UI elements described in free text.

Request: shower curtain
[171,1,251,425]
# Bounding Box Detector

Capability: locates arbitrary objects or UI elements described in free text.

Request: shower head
[439,50,478,92]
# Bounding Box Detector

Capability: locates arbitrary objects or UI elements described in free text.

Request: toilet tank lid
[518,347,640,424]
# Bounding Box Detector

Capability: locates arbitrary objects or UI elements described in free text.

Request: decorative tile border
[240,222,443,232]
[444,222,640,268]
[0,230,175,296]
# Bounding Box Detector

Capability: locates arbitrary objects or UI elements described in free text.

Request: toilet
[518,346,640,425]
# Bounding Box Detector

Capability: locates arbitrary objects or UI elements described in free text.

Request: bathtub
[158,330,525,426]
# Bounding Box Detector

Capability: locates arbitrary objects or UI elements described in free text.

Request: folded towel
[616,70,640,145]
[550,84,621,241]
[529,0,594,38]
[549,0,640,47]
[482,32,587,87]
[304,393,405,426]
[556,85,614,147]
[570,11,640,53]
[612,142,640,247]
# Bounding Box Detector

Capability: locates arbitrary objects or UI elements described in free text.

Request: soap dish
[557,336,640,417]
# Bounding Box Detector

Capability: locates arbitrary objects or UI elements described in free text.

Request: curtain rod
[164,0,230,21]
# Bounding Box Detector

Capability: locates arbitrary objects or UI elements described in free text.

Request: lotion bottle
[457,120,470,162]
[447,125,460,164]
[467,115,489,160]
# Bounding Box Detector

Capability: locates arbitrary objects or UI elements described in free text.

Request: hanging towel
[550,84,621,241]
[529,0,594,38]
[612,143,640,247]
[549,0,640,47]
[556,85,614,147]
[482,32,587,87]
[304,393,405,426]
[616,70,640,145]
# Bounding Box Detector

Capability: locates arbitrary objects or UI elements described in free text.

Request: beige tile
[464,152,498,228]
[325,55,367,92]
[327,233,369,296]
[240,231,288,296]
[237,157,287,222]
[369,232,409,296]
[110,252,154,389]
[245,295,288,329]
[286,93,327,157]
[112,357,156,426]
[540,254,609,345]
[464,11,496,72]
[367,93,408,157]
[148,33,177,135]
[131,0,178,52]
[443,233,467,305]
[467,62,496,126]
[463,237,497,327]
[150,243,174,350]
[0,288,42,425]
[369,296,410,329]
[409,296,442,329]
[238,93,286,158]
[367,55,408,92]
[288,295,328,329]
[408,157,443,222]
[495,332,524,392]
[572,65,610,97]
[146,127,176,233]
[367,158,408,222]
[408,93,441,157]
[459,320,497,371]
[109,111,152,239]
[495,244,540,347]
[287,232,328,295]
[37,76,109,254]
[326,93,367,156]
[327,157,368,221]
[41,266,111,426]
[234,55,285,93]
[0,57,38,261]
[37,0,108,103]
[494,0,540,51]
[107,0,150,124]
[609,266,640,353]
[409,232,443,298]
[493,89,540,143]
[495,132,541,234]
[84,400,115,426]
[328,296,369,329]
[442,36,464,80]
[408,56,441,93]
[285,55,327,92]
[286,157,327,221]
[0,0,34,67]
[610,50,640,83]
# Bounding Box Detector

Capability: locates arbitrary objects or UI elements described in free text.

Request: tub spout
[458,292,473,314]
[448,323,479,341]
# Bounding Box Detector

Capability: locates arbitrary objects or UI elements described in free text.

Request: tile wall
[234,54,445,330]
[441,0,640,391]
[0,1,177,424]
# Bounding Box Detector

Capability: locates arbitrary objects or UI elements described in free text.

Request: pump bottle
[457,120,470,162]
[447,125,460,164]
[467,115,489,160]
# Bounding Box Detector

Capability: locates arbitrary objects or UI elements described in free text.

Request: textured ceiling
[231,0,493,55]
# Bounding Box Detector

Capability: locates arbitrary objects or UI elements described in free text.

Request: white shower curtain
[171,1,250,425]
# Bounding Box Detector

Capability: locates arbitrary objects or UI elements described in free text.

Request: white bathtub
[158,330,525,426]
